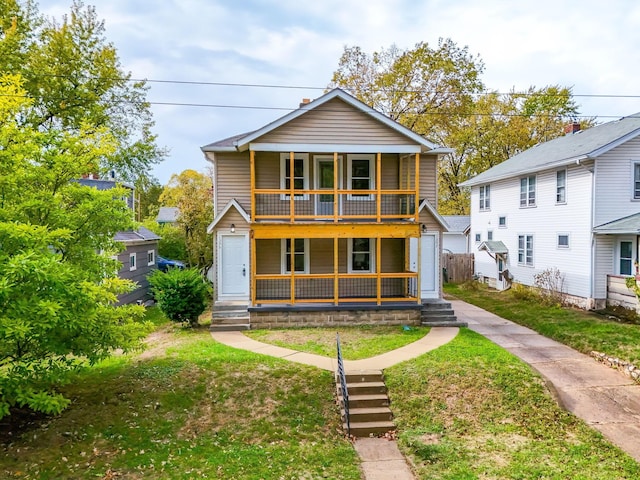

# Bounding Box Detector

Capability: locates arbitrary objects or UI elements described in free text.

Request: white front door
[420,233,438,299]
[218,234,249,300]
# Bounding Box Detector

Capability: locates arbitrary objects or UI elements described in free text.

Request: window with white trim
[347,154,375,200]
[634,163,640,200]
[282,238,309,273]
[148,249,155,265]
[520,175,536,207]
[556,169,567,204]
[129,252,137,271]
[487,230,493,241]
[620,241,633,275]
[557,234,570,249]
[280,153,309,199]
[518,234,534,266]
[498,216,507,228]
[348,238,375,273]
[479,184,490,211]
[475,233,481,243]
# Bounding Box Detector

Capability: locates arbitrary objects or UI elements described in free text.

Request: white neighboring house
[460,114,640,310]
[442,215,470,253]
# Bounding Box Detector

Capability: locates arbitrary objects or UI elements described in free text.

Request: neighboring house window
[556,170,567,204]
[634,163,640,199]
[148,249,155,266]
[557,234,570,248]
[347,154,375,200]
[282,238,309,274]
[520,175,536,207]
[475,233,481,243]
[129,252,136,271]
[280,153,309,199]
[487,230,493,241]
[498,216,507,228]
[348,238,375,273]
[518,235,534,266]
[620,241,633,275]
[479,185,490,211]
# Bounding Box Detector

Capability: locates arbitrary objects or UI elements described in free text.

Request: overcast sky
[38,0,640,184]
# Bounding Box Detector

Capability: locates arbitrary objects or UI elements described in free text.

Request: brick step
[345,420,396,437]
[338,392,389,408]
[342,406,393,423]
[345,381,387,396]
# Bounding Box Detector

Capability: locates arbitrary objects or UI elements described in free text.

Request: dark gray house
[78,177,160,304]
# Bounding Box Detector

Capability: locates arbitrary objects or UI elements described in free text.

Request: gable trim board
[208,198,250,234]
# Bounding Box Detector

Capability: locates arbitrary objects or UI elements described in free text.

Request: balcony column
[333,152,338,223]
[289,152,295,223]
[376,152,382,223]
[334,237,339,305]
[250,150,255,222]
[414,153,420,216]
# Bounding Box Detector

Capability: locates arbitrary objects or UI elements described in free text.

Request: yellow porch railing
[253,272,419,305]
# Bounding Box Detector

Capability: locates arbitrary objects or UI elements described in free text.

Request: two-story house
[203,88,455,328]
[461,114,640,311]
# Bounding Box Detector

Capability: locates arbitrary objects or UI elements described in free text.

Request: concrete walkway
[211,327,459,480]
[452,299,640,462]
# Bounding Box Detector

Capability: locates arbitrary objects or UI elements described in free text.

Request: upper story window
[556,169,567,204]
[634,163,640,200]
[280,153,309,199]
[147,249,155,266]
[518,234,534,266]
[498,216,507,228]
[475,233,481,243]
[487,230,493,241]
[347,154,375,200]
[520,175,536,207]
[129,252,137,271]
[348,238,375,273]
[282,238,309,274]
[479,185,490,211]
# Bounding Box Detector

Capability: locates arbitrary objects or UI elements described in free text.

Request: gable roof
[478,240,508,255]
[207,198,250,234]
[461,113,640,187]
[202,88,451,154]
[443,215,470,233]
[418,199,449,231]
[115,226,161,243]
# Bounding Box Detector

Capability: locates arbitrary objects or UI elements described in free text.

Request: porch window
[282,238,308,273]
[348,238,375,273]
[620,241,633,275]
[556,170,567,204]
[347,154,374,200]
[634,163,640,199]
[518,234,533,266]
[129,252,137,271]
[280,153,309,199]
[520,175,536,207]
[479,185,490,211]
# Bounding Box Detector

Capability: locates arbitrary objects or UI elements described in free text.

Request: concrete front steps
[210,303,250,331]
[337,370,395,437]
[421,300,467,327]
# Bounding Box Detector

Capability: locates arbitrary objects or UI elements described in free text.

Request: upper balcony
[250,151,420,223]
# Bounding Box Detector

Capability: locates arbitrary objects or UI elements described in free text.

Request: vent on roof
[299,98,311,108]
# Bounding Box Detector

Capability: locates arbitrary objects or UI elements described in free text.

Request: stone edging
[590,351,640,384]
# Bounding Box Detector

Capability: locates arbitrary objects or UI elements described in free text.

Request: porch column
[334,237,339,305]
[251,233,256,306]
[333,152,339,223]
[290,236,296,305]
[376,237,382,305]
[250,150,255,222]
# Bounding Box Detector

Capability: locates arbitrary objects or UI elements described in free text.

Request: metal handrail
[336,333,350,437]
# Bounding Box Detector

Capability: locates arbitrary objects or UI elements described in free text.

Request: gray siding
[117,242,158,304]
[257,98,417,145]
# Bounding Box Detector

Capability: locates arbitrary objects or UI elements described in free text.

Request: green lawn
[246,325,430,360]
[444,282,640,364]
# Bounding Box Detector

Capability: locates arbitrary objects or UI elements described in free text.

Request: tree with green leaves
[159,170,213,271]
[0,74,152,418]
[0,0,165,182]
[329,41,589,213]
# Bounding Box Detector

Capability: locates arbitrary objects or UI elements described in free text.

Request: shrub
[511,282,541,302]
[148,268,211,327]
[533,267,566,306]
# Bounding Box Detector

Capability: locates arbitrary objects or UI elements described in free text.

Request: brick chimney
[299,98,311,108]
[564,122,581,135]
